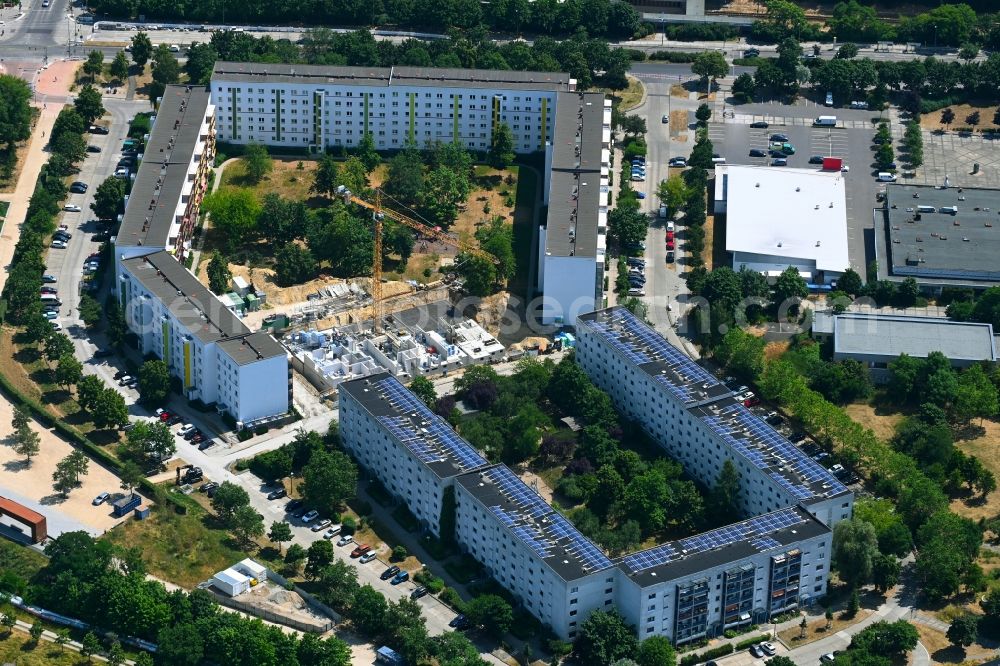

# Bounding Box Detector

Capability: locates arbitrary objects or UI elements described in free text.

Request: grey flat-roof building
[812,311,996,381]
[876,184,1000,290]
[537,92,612,324]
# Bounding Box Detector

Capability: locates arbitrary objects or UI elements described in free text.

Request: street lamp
[933,25,938,49]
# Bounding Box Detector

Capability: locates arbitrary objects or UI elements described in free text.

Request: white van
[916,205,936,213]
[40,294,61,305]
[876,172,896,182]
[939,206,958,214]
[814,116,837,126]
[711,156,726,164]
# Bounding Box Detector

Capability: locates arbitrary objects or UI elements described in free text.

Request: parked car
[323,525,342,539]
[744,48,760,57]
[117,375,133,386]
[769,149,786,159]
[88,125,110,134]
[744,395,761,406]
[668,157,687,167]
[42,274,57,283]
[51,240,67,249]
[627,288,645,296]
[661,114,668,123]
[93,349,114,358]
[359,551,377,563]
[390,570,409,584]
[771,158,788,166]
[351,544,372,558]
[749,120,768,128]
[199,482,219,493]
[821,654,837,663]
[92,492,110,506]
[635,191,646,199]
[337,534,354,547]
[86,145,102,153]
[70,181,88,193]
[301,509,319,523]
[760,642,776,656]
[63,204,82,212]
[312,518,332,532]
[809,155,825,164]
[449,614,470,630]
[198,439,214,451]
[411,586,428,599]
[749,148,766,157]
[158,411,171,421]
[123,377,138,388]
[267,487,287,500]
[381,565,401,580]
[749,644,764,658]
[770,134,789,142]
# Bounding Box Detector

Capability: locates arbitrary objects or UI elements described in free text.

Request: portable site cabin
[212,568,252,597]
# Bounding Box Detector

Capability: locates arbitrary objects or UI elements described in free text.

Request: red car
[666,240,675,250]
[666,231,675,241]
[350,544,371,558]
[159,411,171,421]
[744,396,761,407]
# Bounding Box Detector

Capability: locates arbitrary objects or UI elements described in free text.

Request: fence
[204,587,333,634]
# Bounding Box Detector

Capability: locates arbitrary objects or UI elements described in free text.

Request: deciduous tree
[138,359,171,406]
[488,122,515,169]
[13,424,40,466]
[74,84,105,125]
[130,32,153,68]
[206,251,232,294]
[301,450,358,515]
[242,142,272,185]
[110,50,130,83]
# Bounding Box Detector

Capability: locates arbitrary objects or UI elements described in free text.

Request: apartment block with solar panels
[339,307,851,642]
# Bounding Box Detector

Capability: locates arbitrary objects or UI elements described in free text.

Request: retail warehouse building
[714,165,850,287]
[340,307,852,642]
[874,183,1000,292]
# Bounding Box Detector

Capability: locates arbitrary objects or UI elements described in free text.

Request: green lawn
[0,631,86,665]
[510,164,539,297]
[105,485,246,589]
[0,200,9,218]
[0,539,47,581]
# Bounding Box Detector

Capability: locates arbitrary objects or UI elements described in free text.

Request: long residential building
[338,373,490,537]
[339,309,848,642]
[209,62,608,325]
[113,84,291,426]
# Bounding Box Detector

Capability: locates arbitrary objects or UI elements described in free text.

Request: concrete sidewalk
[0,104,62,296]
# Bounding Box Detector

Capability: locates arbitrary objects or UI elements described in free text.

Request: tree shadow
[39,493,68,505]
[953,422,987,441]
[931,646,968,663]
[258,546,282,562]
[3,459,30,473]
[87,429,122,447]
[28,368,54,386]
[42,388,72,405]
[63,410,91,427]
[14,347,40,364]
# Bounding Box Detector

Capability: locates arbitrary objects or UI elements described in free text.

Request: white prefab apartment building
[119,251,290,424]
[340,311,848,642]
[113,84,291,426]
[209,62,608,326]
[454,464,616,639]
[210,62,575,154]
[338,373,490,537]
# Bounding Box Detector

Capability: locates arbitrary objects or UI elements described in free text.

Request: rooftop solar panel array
[620,507,806,575]
[480,466,614,574]
[702,401,846,501]
[581,308,723,404]
[373,376,488,473]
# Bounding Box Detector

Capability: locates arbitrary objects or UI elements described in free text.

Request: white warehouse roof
[716,165,850,274]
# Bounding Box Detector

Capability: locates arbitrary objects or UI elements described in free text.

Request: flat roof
[617,505,829,585]
[576,307,731,407]
[118,85,210,249]
[882,184,1000,284]
[211,62,574,92]
[832,313,996,362]
[456,465,614,581]
[717,165,849,273]
[120,251,285,363]
[544,92,608,259]
[339,373,489,480]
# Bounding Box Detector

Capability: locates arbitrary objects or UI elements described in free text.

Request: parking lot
[707,118,879,274]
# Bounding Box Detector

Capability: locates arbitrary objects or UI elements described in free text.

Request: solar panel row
[621,508,805,574]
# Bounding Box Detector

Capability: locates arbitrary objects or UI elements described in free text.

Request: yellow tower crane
[338,186,500,333]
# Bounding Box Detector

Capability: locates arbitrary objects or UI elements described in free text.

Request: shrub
[735,633,771,650]
[341,516,357,535]
[390,545,408,562]
[438,586,466,612]
[679,643,734,666]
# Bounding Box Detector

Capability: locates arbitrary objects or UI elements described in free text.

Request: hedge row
[734,633,772,650]
[679,642,734,666]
